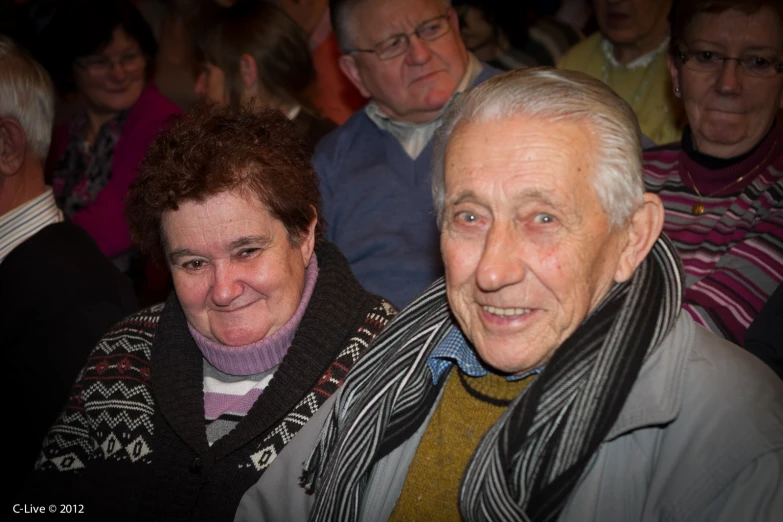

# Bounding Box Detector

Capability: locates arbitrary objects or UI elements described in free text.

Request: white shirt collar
[364,52,482,159]
[601,35,670,70]
[0,188,64,265]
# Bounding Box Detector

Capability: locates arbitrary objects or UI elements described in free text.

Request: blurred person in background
[1,35,136,496]
[270,0,366,124]
[135,0,201,110]
[195,0,335,151]
[39,0,181,271]
[644,0,783,372]
[559,0,684,145]
[27,104,396,520]
[455,0,582,69]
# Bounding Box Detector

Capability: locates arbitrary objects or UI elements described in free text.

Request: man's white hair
[0,36,55,161]
[432,67,645,229]
[332,0,453,52]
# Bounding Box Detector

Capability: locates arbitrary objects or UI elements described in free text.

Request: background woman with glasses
[40,0,181,281]
[644,0,783,372]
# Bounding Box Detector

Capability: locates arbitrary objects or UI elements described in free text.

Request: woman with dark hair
[644,0,783,370]
[194,0,335,151]
[41,0,181,268]
[28,104,396,519]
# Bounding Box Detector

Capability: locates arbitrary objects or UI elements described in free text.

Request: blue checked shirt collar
[427,325,543,384]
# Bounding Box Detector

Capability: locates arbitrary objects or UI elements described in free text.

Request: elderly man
[235,68,783,521]
[558,0,684,145]
[0,37,136,492]
[315,0,500,308]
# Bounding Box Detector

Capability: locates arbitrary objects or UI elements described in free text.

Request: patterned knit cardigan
[28,241,396,521]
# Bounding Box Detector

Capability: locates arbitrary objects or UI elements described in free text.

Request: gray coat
[235,314,783,522]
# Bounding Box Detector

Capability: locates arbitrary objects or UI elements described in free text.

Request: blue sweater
[314,65,500,308]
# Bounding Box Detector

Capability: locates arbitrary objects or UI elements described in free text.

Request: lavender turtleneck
[187,255,319,375]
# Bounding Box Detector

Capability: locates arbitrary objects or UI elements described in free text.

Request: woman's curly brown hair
[125,102,323,266]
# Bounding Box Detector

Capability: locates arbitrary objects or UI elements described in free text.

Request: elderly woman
[558,0,684,145]
[193,0,335,151]
[644,0,783,364]
[41,0,181,265]
[28,104,396,520]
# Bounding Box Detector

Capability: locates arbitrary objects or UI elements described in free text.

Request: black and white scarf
[302,235,683,522]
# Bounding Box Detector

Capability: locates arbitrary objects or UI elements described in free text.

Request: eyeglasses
[76,50,146,77]
[677,48,783,78]
[346,11,452,61]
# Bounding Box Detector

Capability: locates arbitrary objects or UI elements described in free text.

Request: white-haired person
[0,35,137,496]
[233,67,783,522]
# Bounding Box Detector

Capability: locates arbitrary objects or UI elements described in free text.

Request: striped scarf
[302,236,683,522]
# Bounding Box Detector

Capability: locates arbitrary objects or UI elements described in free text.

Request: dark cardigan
[25,240,396,521]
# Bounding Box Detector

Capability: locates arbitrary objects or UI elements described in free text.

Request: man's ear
[614,193,665,283]
[338,54,371,99]
[0,118,26,177]
[667,54,682,99]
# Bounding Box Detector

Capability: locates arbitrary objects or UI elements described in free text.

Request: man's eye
[238,248,259,257]
[455,211,478,224]
[419,21,443,38]
[379,35,405,53]
[532,213,555,224]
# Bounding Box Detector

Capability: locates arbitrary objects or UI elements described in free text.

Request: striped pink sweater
[643,126,783,345]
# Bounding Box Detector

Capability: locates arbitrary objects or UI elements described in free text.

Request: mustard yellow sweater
[389,369,535,522]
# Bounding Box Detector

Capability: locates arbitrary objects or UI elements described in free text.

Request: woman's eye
[695,51,718,63]
[532,213,555,224]
[744,55,773,70]
[183,259,206,270]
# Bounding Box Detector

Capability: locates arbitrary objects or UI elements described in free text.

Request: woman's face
[163,191,316,347]
[670,6,783,157]
[73,27,146,116]
[194,62,229,104]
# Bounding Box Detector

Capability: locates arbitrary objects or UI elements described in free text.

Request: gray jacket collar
[606,313,692,440]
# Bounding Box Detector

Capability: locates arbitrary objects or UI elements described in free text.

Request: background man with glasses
[313,0,500,309]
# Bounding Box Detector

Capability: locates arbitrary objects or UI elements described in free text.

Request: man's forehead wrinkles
[364,4,443,42]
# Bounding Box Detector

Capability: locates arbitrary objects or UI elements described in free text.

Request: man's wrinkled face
[441,116,629,375]
[340,0,469,123]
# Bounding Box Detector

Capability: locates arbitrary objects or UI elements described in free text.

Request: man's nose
[475,223,526,292]
[405,34,433,65]
[211,263,243,306]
